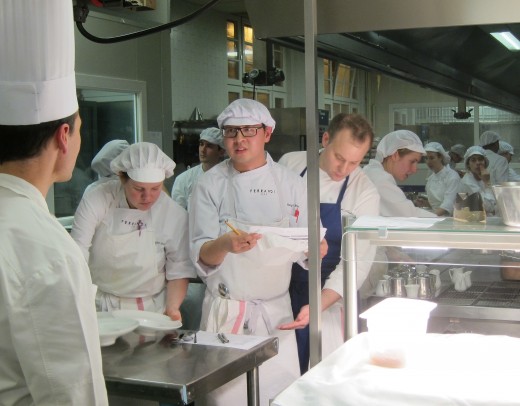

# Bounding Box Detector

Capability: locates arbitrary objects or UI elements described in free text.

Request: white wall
[75,8,173,155]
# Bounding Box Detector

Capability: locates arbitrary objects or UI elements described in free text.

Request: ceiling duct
[245,0,520,114]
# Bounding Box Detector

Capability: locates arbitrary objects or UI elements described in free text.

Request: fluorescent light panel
[491,31,520,51]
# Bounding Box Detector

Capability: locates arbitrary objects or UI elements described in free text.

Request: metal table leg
[246,366,260,406]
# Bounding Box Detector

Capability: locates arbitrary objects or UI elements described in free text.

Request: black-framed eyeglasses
[222,126,265,138]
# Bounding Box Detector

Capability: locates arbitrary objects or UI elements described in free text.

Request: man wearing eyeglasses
[188,98,325,405]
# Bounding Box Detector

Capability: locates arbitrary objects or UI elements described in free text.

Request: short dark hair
[0,112,77,164]
[327,113,374,145]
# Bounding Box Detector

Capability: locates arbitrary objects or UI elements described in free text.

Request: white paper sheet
[247,226,327,240]
[186,331,270,350]
[351,215,442,229]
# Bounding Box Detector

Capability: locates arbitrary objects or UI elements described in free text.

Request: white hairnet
[0,0,78,125]
[110,142,176,183]
[200,127,224,149]
[449,144,466,158]
[424,142,450,165]
[479,131,500,147]
[464,145,489,169]
[498,140,514,155]
[217,99,276,131]
[375,130,425,162]
[91,140,130,178]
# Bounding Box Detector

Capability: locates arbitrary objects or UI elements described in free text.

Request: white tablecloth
[273,332,520,406]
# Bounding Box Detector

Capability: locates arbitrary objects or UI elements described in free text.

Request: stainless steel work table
[102,331,278,405]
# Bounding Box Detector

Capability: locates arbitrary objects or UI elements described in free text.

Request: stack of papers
[248,226,327,240]
[190,331,270,350]
[351,215,442,229]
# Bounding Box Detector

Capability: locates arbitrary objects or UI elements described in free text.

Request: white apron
[200,162,300,406]
[89,208,164,313]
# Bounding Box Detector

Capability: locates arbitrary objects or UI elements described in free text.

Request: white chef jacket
[507,166,520,182]
[363,159,437,217]
[459,173,497,214]
[171,164,204,210]
[72,180,196,297]
[279,151,380,292]
[83,174,119,196]
[0,174,107,405]
[425,165,461,214]
[484,149,509,185]
[189,154,305,406]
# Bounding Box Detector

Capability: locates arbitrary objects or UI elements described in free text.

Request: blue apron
[289,167,349,374]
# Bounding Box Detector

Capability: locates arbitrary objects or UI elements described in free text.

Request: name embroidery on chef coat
[120,219,148,236]
[249,188,276,196]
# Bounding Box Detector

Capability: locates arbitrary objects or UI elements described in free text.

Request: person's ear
[264,126,273,142]
[55,122,71,154]
[321,132,330,148]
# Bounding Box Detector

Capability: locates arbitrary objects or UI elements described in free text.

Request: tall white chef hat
[91,140,130,178]
[375,130,425,162]
[200,127,224,148]
[0,0,78,125]
[479,131,501,147]
[217,99,276,131]
[110,142,176,183]
[424,142,450,165]
[498,140,514,155]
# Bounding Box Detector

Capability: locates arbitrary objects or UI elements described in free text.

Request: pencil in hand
[225,220,241,235]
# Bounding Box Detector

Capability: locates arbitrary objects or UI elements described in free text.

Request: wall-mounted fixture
[491,31,520,51]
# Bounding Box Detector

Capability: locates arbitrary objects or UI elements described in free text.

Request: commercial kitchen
[3,0,520,405]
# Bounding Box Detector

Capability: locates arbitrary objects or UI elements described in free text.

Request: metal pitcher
[417,275,433,299]
[390,277,407,297]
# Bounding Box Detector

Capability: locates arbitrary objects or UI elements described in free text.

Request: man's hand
[278,305,310,330]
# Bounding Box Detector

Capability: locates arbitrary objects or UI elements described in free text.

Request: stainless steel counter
[102,331,278,405]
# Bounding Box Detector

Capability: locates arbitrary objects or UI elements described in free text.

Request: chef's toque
[110,142,176,183]
[200,127,224,149]
[91,140,130,178]
[479,131,501,147]
[424,142,450,165]
[217,99,276,131]
[0,0,78,125]
[375,130,425,162]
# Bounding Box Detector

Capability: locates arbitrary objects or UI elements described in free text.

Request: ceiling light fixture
[491,31,520,51]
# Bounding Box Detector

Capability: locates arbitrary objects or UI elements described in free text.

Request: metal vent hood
[245,0,520,114]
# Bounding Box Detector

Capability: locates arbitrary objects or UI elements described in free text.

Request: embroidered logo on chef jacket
[249,188,276,195]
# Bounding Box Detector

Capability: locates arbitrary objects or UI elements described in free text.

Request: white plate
[112,310,182,335]
[97,313,139,347]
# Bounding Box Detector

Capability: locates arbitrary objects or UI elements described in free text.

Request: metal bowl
[492,183,520,227]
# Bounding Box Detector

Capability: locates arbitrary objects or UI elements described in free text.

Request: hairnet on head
[450,144,466,158]
[110,142,176,183]
[375,130,425,162]
[200,127,224,149]
[498,140,515,155]
[464,145,489,169]
[91,140,130,178]
[479,131,500,147]
[0,0,78,125]
[217,99,276,131]
[424,142,450,165]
